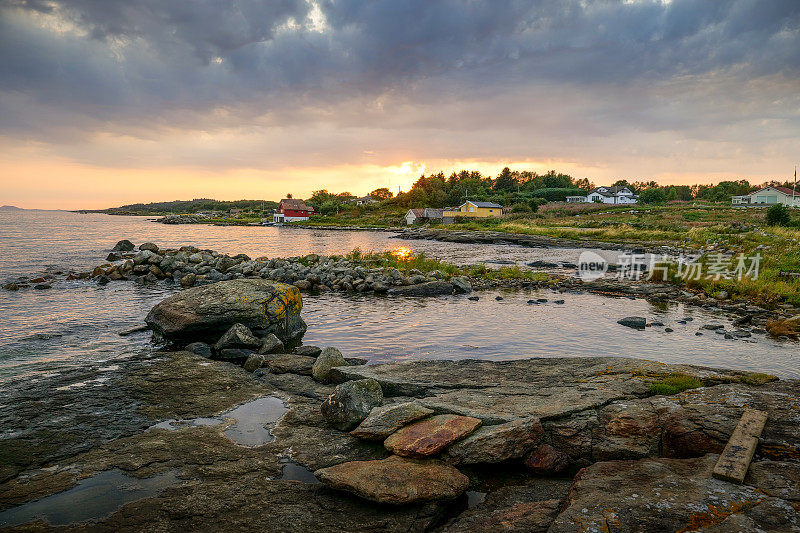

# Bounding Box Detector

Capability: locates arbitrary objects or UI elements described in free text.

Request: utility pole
[793,165,797,208]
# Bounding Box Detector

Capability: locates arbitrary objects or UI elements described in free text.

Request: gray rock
[185,342,212,357]
[312,347,348,383]
[145,279,306,344]
[217,348,254,360]
[321,378,383,431]
[264,354,316,375]
[243,354,265,372]
[258,333,285,354]
[451,277,472,294]
[617,316,646,330]
[214,323,262,352]
[444,417,544,464]
[294,345,322,357]
[112,239,135,251]
[180,273,196,288]
[388,281,455,297]
[139,242,160,253]
[350,402,434,441]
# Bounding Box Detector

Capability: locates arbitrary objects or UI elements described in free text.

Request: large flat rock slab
[384,414,481,457]
[550,454,800,533]
[314,455,469,504]
[331,357,762,422]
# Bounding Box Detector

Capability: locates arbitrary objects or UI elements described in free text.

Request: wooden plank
[712,408,768,484]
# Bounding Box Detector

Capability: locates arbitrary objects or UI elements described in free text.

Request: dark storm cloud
[0,0,798,144]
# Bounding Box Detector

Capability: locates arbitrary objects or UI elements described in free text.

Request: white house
[566,186,638,204]
[584,186,638,204]
[732,186,799,207]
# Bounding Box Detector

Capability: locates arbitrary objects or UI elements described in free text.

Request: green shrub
[766,204,791,226]
[527,199,540,212]
[639,188,668,205]
[511,204,532,213]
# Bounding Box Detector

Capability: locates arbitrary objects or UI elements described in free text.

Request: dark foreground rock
[145,279,306,343]
[321,379,384,431]
[550,454,800,533]
[315,455,469,505]
[1,352,797,532]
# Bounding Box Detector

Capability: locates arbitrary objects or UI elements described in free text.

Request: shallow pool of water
[0,469,178,527]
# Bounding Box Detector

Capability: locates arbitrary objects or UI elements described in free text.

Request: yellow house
[443,201,503,222]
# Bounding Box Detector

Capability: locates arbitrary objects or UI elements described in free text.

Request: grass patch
[739,373,777,386]
[648,374,704,395]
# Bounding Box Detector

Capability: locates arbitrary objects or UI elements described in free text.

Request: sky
[1,0,799,209]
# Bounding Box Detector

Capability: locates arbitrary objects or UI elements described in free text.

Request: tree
[639,188,667,204]
[766,204,791,226]
[286,193,293,199]
[370,187,393,201]
[493,167,518,192]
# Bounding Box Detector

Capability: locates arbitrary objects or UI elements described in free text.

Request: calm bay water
[0,209,797,384]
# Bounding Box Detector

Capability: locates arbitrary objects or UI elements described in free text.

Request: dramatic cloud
[0,0,798,208]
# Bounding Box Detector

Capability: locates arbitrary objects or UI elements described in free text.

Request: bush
[639,188,667,205]
[511,204,532,213]
[766,204,791,226]
[527,199,541,212]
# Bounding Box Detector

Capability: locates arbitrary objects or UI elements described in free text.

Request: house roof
[407,208,425,217]
[589,186,631,197]
[465,201,503,208]
[423,208,443,217]
[279,199,314,211]
[750,186,797,196]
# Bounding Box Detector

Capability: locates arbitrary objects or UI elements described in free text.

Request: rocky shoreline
[1,280,797,531]
[5,239,800,341]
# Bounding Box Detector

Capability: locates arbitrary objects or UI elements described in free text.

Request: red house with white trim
[273,198,315,222]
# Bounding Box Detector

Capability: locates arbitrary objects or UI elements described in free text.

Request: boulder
[112,239,134,251]
[294,345,322,357]
[217,348,254,360]
[524,444,570,474]
[451,277,472,294]
[243,354,265,372]
[350,402,434,441]
[384,414,481,458]
[388,281,455,297]
[185,342,212,358]
[145,279,306,344]
[180,273,196,288]
[264,354,316,375]
[314,455,469,505]
[139,242,160,253]
[321,378,383,431]
[213,323,262,352]
[617,316,646,330]
[312,347,348,383]
[444,417,543,464]
[258,333,285,354]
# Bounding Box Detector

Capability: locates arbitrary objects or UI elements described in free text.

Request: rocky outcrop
[314,455,469,505]
[384,414,481,457]
[112,239,134,251]
[214,323,262,352]
[444,417,543,464]
[321,379,384,431]
[549,454,800,532]
[145,279,306,344]
[350,402,434,441]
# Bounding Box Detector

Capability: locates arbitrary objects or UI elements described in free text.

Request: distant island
[76,198,278,216]
[0,205,23,210]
